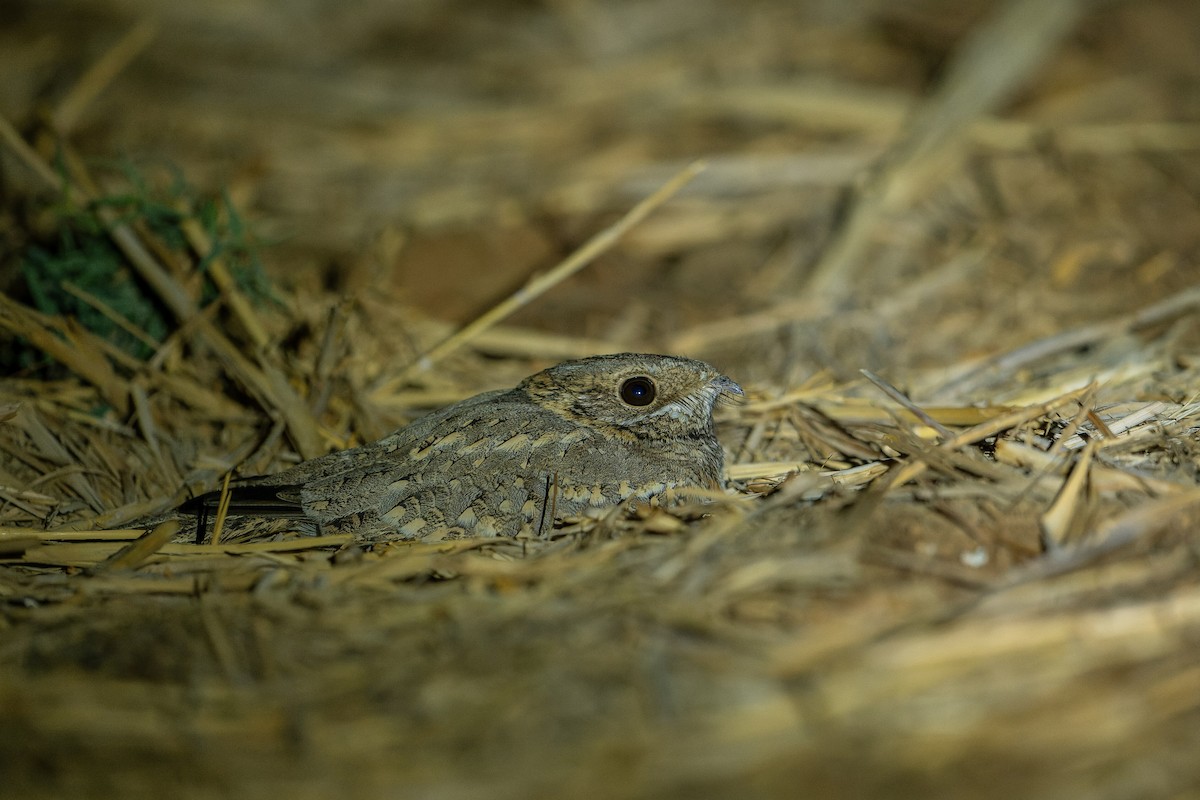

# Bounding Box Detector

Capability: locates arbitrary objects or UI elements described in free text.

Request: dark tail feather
[180,484,307,517]
[179,484,308,543]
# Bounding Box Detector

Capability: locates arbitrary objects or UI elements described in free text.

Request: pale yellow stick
[53,20,158,133]
[399,160,707,380]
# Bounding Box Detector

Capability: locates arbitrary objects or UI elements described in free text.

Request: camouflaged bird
[188,353,742,542]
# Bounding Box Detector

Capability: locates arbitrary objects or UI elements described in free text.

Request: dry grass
[3,1,1200,798]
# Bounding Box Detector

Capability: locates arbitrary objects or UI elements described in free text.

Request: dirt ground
[3,1,1200,798]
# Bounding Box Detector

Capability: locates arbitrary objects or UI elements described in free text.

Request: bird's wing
[181,389,520,520]
[298,401,600,538]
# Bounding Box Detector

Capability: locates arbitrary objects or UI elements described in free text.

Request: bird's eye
[619,376,656,406]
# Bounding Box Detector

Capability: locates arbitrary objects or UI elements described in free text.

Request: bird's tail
[179,481,307,543]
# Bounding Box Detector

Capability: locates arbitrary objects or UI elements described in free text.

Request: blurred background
[5,0,1198,385]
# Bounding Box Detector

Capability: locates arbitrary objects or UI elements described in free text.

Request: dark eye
[619,376,656,406]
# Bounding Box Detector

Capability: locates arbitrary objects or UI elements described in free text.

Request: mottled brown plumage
[188,353,742,542]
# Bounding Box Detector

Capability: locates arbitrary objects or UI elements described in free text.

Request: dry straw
[4,3,1200,798]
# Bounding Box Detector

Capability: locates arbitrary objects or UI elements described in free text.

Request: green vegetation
[12,163,273,371]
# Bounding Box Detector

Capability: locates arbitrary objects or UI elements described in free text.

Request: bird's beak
[711,375,744,400]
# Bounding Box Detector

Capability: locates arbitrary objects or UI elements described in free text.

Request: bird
[183,353,743,543]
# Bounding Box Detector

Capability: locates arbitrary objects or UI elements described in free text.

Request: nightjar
[186,353,742,542]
